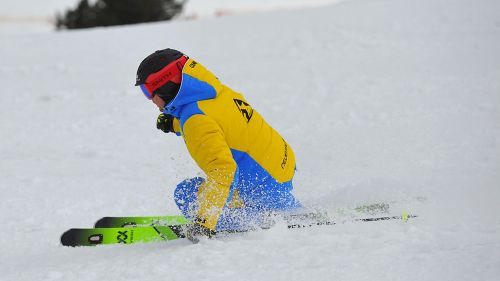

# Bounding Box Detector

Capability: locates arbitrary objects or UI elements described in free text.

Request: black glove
[156,113,174,133]
[184,221,216,244]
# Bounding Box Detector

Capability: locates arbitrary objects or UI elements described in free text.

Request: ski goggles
[139,55,188,99]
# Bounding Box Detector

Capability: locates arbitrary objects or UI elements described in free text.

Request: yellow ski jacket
[164,58,295,230]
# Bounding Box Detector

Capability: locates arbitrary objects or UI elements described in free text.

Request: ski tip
[94,217,113,228]
[402,211,409,222]
[60,229,79,247]
[94,217,139,228]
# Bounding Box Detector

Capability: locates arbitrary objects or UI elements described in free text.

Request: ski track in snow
[1,0,500,280]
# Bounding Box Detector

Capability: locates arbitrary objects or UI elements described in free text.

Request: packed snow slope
[1,0,500,280]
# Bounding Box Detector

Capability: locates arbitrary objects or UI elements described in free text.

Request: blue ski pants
[173,177,302,231]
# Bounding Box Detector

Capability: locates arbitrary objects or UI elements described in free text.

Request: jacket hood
[163,59,221,117]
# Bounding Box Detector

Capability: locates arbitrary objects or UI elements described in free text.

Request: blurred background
[0,0,342,33]
[1,0,499,280]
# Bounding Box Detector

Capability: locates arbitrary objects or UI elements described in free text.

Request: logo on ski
[233,99,254,123]
[117,230,129,244]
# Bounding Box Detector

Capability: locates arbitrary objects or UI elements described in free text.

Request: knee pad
[173,177,204,218]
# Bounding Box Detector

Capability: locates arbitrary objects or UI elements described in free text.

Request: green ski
[93,203,391,228]
[60,203,415,247]
[62,213,417,247]
[94,215,189,228]
[60,225,185,247]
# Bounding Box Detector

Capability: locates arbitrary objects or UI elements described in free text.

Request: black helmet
[135,48,187,103]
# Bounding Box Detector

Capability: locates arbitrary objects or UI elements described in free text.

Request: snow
[0,0,346,29]
[183,0,346,17]
[1,0,500,280]
[0,0,75,17]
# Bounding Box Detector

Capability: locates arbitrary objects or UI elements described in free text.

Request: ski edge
[287,213,418,229]
[94,215,189,228]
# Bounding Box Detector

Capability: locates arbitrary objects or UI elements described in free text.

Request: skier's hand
[156,113,174,133]
[184,221,216,244]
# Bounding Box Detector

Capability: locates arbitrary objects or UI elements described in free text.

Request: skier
[135,48,301,239]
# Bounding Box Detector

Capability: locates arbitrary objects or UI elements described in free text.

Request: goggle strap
[144,56,188,93]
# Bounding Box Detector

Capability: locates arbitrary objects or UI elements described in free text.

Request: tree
[56,0,185,30]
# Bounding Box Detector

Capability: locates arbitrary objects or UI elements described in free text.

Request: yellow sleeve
[182,114,237,230]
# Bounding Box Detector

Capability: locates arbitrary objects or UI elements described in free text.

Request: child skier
[135,48,301,239]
